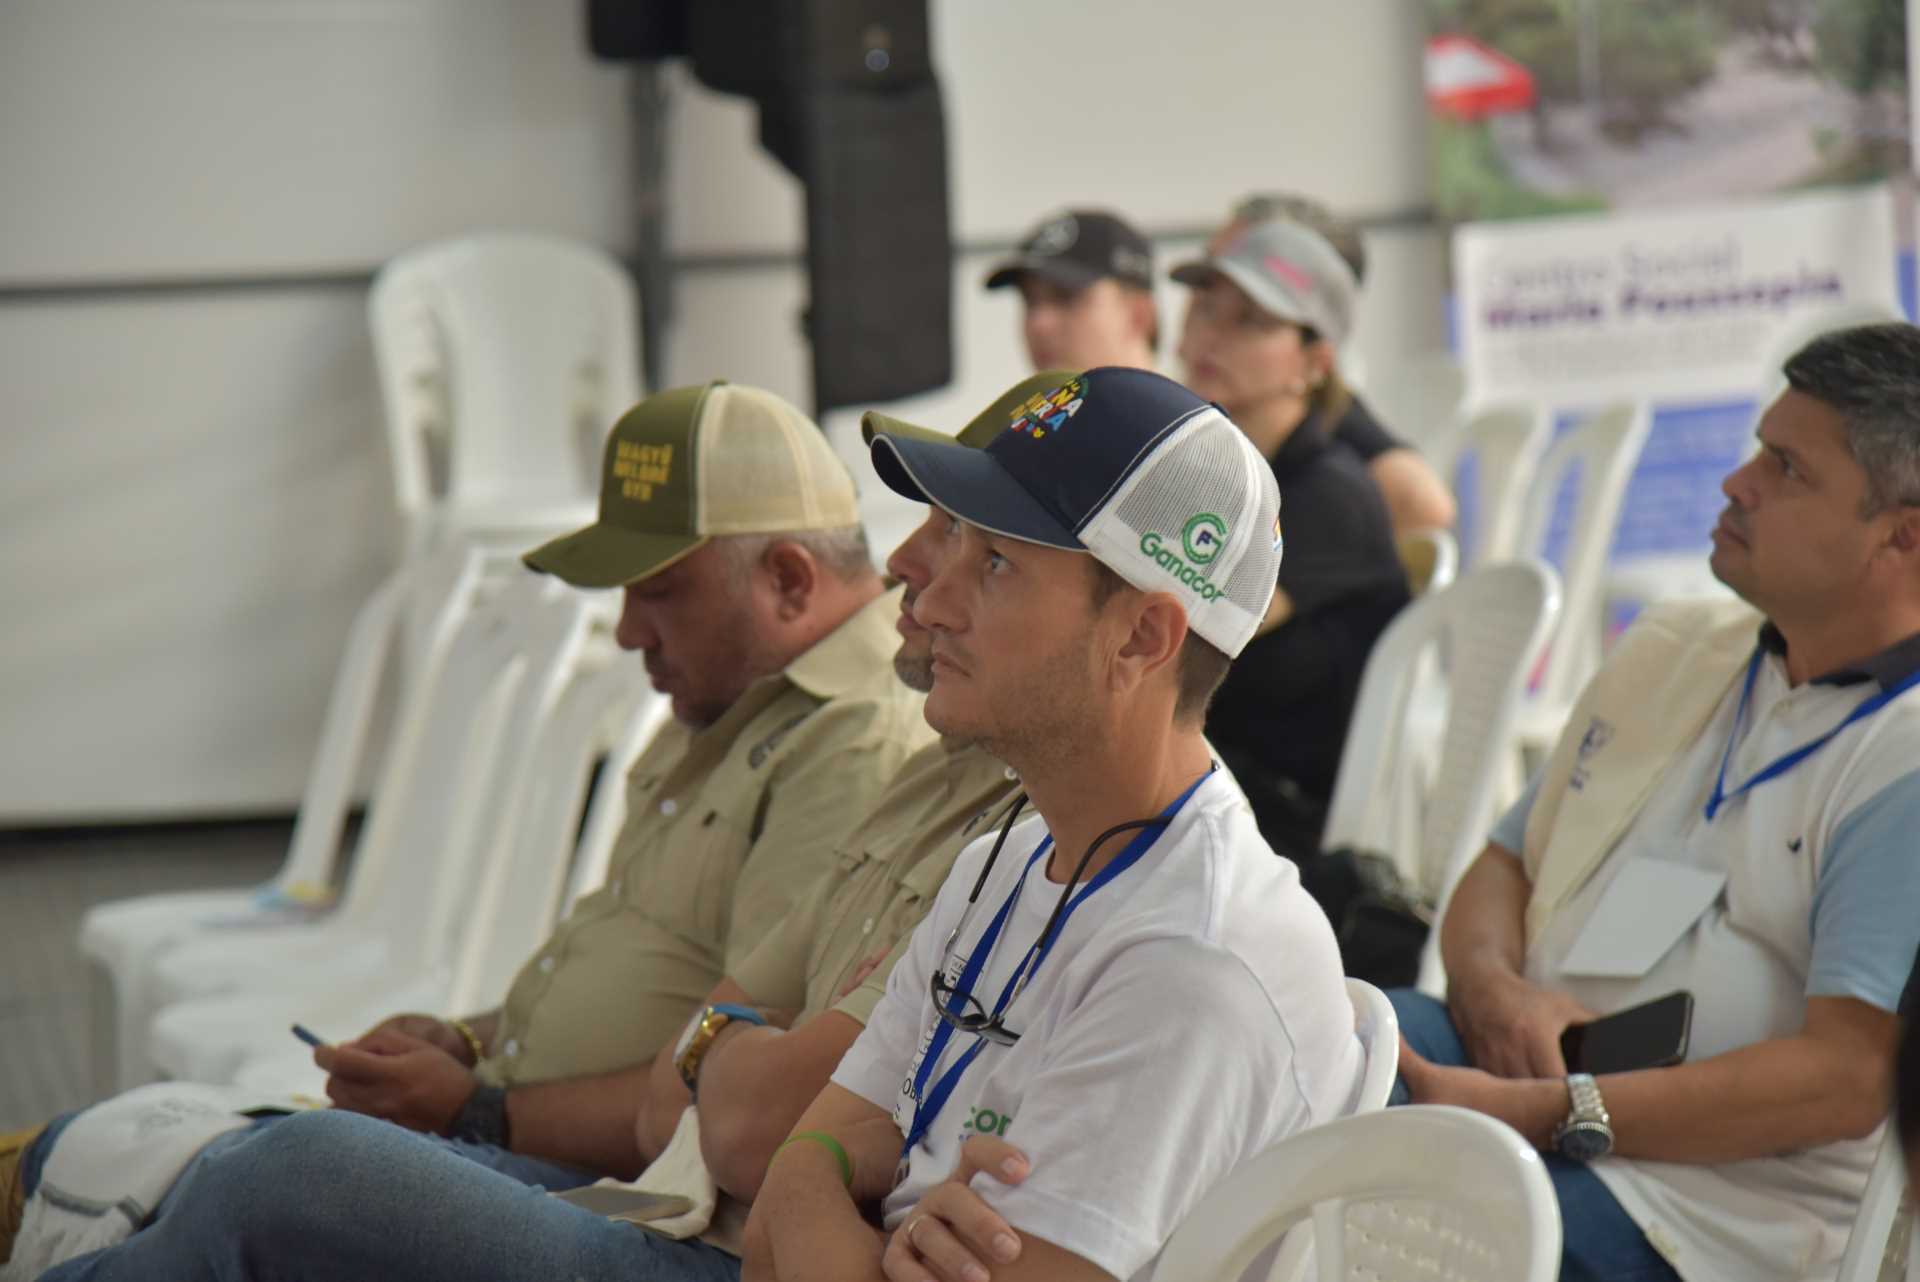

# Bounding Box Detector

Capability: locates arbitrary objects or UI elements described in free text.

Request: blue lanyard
[1704,647,1920,822]
[900,773,1210,1158]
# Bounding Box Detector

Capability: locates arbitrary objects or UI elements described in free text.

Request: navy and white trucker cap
[867,367,1282,658]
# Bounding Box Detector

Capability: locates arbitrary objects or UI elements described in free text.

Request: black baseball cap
[984,210,1154,293]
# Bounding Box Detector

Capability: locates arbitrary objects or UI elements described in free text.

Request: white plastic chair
[1433,403,1551,569]
[562,680,674,912]
[78,568,402,1095]
[1508,402,1652,764]
[141,569,562,1083]
[1252,980,1404,1282]
[1836,1127,1918,1282]
[1154,1106,1561,1282]
[86,544,504,1091]
[1322,561,1562,994]
[371,232,641,561]
[1343,979,1401,1115]
[225,652,666,1097]
[1396,528,1457,598]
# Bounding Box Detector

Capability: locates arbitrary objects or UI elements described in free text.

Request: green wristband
[774,1130,853,1188]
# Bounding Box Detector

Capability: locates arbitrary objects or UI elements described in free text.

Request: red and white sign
[1425,34,1537,121]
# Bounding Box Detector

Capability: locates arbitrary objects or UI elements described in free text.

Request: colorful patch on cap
[1006,376,1087,441]
[1272,512,1284,552]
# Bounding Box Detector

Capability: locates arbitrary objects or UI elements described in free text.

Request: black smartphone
[1560,990,1694,1076]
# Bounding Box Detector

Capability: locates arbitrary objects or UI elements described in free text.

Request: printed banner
[1454,184,1901,404]
[1425,0,1909,222]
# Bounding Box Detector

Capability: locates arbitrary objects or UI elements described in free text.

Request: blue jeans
[1387,989,1683,1282]
[33,1109,741,1282]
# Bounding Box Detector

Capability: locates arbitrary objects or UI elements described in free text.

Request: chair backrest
[562,678,674,912]
[1345,979,1401,1114]
[268,565,407,901]
[1836,1125,1915,1282]
[1512,402,1651,712]
[369,232,641,549]
[1395,528,1458,598]
[1323,561,1561,913]
[332,565,542,968]
[1154,1106,1561,1282]
[421,572,609,994]
[445,634,652,1012]
[1435,403,1550,568]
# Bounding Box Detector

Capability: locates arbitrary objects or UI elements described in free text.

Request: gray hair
[1783,323,1920,516]
[714,525,875,585]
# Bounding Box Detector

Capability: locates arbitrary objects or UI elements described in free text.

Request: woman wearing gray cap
[1169,216,1412,863]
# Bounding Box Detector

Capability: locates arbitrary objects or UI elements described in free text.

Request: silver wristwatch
[1554,1072,1614,1161]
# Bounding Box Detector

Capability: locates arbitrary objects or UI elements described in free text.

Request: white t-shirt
[832,769,1362,1282]
[1494,639,1920,1281]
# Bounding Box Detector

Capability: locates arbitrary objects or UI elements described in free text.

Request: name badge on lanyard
[1704,647,1920,822]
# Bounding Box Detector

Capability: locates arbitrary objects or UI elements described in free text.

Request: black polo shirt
[1206,410,1410,835]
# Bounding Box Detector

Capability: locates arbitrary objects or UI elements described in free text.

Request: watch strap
[448,1084,511,1148]
[708,1003,767,1028]
[1566,1072,1608,1123]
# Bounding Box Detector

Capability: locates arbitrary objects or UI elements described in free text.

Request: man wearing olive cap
[5,383,933,1274]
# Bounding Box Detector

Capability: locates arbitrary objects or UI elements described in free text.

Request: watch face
[1559,1122,1613,1162]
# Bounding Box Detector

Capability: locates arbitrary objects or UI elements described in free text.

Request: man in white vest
[1395,322,1920,1282]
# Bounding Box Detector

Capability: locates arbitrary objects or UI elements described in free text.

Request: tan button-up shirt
[728,736,1020,1026]
[476,588,931,1088]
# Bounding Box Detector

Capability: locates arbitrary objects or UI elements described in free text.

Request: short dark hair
[1088,561,1232,721]
[1782,323,1920,516]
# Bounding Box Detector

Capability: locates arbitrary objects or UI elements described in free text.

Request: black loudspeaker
[589,0,952,414]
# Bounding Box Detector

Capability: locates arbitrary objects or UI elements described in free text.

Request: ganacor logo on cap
[1006,376,1087,441]
[1139,526,1226,602]
[1182,513,1227,565]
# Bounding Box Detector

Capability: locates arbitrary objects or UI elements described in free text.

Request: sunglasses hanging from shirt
[900,770,1212,1164]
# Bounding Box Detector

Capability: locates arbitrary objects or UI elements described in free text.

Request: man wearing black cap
[985,210,1158,374]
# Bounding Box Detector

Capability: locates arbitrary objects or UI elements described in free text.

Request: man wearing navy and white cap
[985,210,1158,373]
[1171,216,1410,862]
[746,367,1362,1282]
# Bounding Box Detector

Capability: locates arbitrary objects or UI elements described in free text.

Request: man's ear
[760,540,821,620]
[1889,509,1920,553]
[1110,592,1188,697]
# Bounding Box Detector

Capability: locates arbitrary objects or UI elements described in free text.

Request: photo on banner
[1423,0,1914,629]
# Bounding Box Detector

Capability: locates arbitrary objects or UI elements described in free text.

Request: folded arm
[743,1083,904,1282]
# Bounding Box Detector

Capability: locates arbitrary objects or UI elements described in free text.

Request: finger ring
[905,1215,928,1251]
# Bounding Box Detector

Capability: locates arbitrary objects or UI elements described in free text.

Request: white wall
[0,0,1441,822]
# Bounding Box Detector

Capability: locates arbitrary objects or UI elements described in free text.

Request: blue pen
[290,1023,328,1049]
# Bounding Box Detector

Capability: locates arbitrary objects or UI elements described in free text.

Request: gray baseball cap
[1170,216,1359,348]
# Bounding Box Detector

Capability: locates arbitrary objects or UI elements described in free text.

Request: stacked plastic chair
[141,570,609,1084]
[227,654,665,1097]
[1507,402,1653,765]
[1321,561,1562,994]
[82,544,500,1091]
[370,232,641,561]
